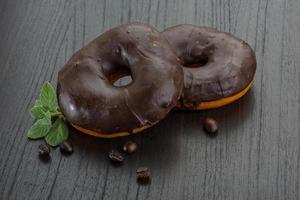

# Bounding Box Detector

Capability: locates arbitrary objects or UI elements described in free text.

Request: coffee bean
[203,117,218,134]
[38,144,50,157]
[60,141,73,155]
[136,167,151,182]
[123,141,137,154]
[108,150,124,163]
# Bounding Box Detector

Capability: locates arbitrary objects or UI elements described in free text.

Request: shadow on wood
[67,88,254,171]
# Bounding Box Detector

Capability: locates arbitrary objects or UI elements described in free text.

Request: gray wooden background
[0,0,299,199]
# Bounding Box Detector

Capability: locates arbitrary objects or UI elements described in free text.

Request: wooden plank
[0,0,299,199]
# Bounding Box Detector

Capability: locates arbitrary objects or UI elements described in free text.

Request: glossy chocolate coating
[163,25,256,108]
[58,23,183,134]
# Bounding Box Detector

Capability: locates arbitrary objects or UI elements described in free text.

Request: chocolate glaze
[58,23,183,135]
[163,25,256,108]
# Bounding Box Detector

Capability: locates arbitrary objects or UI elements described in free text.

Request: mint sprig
[39,82,59,112]
[45,117,68,146]
[31,103,47,119]
[27,111,52,139]
[27,82,68,147]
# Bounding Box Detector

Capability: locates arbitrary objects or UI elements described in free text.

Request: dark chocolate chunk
[108,150,124,163]
[123,141,138,154]
[136,167,151,183]
[60,141,73,155]
[38,144,50,157]
[203,117,218,134]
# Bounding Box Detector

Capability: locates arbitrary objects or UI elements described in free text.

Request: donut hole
[113,74,133,87]
[183,54,209,68]
[182,44,215,68]
[109,68,133,87]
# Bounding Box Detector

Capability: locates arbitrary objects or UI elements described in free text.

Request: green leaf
[45,117,68,147]
[31,105,47,119]
[39,82,58,112]
[27,112,52,139]
[33,99,43,107]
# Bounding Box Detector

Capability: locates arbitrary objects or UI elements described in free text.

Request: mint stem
[51,112,62,118]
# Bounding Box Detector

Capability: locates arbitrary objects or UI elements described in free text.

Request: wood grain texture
[0,0,299,199]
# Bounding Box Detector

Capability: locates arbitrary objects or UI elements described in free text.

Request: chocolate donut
[163,25,256,110]
[58,23,183,138]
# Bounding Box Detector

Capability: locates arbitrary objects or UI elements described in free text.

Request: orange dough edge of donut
[71,82,253,138]
[196,81,253,110]
[71,123,154,138]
